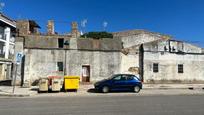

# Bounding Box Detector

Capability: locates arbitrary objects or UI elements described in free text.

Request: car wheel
[134,86,140,93]
[102,86,109,93]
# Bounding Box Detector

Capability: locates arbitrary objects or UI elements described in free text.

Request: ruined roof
[121,38,170,55]
[29,20,41,28]
[112,30,171,39]
[77,38,122,51]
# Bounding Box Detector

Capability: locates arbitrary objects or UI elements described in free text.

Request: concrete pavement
[0,83,204,97]
[1,95,204,115]
[0,86,37,97]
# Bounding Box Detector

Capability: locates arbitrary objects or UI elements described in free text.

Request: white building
[0,13,16,82]
[114,30,204,83]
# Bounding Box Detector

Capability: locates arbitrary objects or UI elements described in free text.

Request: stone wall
[113,30,170,48]
[118,31,169,76]
[24,35,71,49]
[24,49,121,84]
[143,39,204,83]
[24,49,65,84]
[143,52,204,83]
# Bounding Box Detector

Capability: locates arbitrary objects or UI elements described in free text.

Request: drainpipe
[64,50,67,76]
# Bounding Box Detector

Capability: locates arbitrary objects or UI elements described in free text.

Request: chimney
[16,20,30,35]
[47,20,54,35]
[71,22,80,38]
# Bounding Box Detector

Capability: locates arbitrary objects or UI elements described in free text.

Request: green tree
[81,31,113,39]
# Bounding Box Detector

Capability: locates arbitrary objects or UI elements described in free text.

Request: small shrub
[81,31,113,39]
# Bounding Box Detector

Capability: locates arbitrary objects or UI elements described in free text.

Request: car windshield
[134,76,140,81]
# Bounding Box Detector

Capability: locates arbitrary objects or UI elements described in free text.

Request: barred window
[178,64,183,73]
[153,63,159,73]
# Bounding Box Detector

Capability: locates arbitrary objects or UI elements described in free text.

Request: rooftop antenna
[0,2,5,13]
[17,14,22,19]
[81,19,87,37]
[103,21,108,31]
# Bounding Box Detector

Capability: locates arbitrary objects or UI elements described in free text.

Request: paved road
[0,95,204,115]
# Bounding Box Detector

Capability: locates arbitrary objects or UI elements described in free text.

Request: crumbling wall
[66,50,121,82]
[16,20,29,35]
[24,35,70,49]
[143,40,204,83]
[119,32,167,76]
[24,49,65,85]
[24,49,121,84]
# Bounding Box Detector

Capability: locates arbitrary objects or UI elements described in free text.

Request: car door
[126,75,135,88]
[111,75,127,91]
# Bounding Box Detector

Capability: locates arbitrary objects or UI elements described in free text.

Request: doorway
[82,65,90,82]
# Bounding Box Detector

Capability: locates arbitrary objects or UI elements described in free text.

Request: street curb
[143,87,204,90]
[0,93,30,97]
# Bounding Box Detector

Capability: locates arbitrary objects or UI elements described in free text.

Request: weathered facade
[15,20,204,86]
[113,30,171,81]
[114,30,204,83]
[142,39,204,83]
[0,13,16,82]
[16,20,121,86]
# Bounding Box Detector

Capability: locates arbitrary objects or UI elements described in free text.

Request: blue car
[94,74,142,93]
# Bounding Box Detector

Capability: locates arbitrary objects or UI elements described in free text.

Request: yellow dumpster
[64,76,80,91]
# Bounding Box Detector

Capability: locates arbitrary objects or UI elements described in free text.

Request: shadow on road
[87,88,100,93]
[87,88,137,94]
[31,87,79,93]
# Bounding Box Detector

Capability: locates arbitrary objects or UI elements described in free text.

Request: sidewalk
[143,84,204,89]
[0,84,204,97]
[0,86,37,97]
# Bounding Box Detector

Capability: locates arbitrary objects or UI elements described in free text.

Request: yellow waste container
[64,76,80,90]
[38,78,48,92]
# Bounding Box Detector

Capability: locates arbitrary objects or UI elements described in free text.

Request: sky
[1,0,204,46]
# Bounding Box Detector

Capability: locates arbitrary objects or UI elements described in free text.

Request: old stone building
[142,39,204,83]
[0,13,16,83]
[119,31,204,83]
[16,20,121,86]
[15,19,204,86]
[113,30,171,81]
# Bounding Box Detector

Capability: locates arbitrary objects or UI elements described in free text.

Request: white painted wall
[143,41,204,83]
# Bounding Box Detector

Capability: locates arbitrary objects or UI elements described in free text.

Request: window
[178,64,183,73]
[113,75,122,80]
[153,63,159,73]
[57,62,63,71]
[58,38,64,48]
[127,76,134,80]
